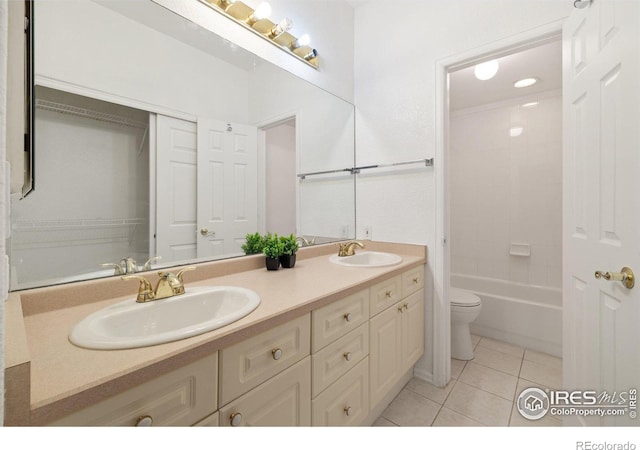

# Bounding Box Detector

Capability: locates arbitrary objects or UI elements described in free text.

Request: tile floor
[374,335,563,427]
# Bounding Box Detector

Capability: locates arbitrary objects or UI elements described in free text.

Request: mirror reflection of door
[263,119,297,236]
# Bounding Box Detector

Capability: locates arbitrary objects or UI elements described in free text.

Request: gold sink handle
[121,275,156,303]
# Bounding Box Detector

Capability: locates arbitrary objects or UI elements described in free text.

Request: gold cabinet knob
[344,352,352,362]
[272,348,283,360]
[385,290,392,298]
[230,412,243,427]
[412,277,419,284]
[135,415,153,426]
[403,302,409,310]
[344,406,352,416]
[344,312,353,322]
[398,305,404,312]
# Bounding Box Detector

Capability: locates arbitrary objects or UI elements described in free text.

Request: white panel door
[563,0,639,426]
[197,118,257,258]
[156,115,197,263]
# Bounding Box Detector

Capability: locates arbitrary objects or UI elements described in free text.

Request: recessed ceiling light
[510,126,524,137]
[474,60,499,81]
[522,101,539,108]
[514,78,538,88]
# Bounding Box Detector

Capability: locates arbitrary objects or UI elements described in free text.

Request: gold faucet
[122,266,196,303]
[337,241,365,257]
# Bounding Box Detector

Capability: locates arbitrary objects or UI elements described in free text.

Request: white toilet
[450,287,482,360]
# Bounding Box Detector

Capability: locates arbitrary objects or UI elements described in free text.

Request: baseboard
[470,323,562,357]
[412,366,433,384]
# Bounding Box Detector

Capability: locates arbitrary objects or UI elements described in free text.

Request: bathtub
[451,274,562,357]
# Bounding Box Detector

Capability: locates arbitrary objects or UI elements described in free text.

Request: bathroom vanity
[4,241,426,426]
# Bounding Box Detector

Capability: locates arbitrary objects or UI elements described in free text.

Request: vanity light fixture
[514,77,538,88]
[199,0,319,69]
[474,59,499,81]
[522,101,539,108]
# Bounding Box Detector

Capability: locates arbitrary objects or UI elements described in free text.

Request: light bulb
[253,2,272,20]
[514,78,538,88]
[474,60,499,81]
[298,34,311,47]
[269,17,292,38]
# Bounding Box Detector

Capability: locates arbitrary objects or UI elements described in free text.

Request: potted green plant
[242,232,265,255]
[279,234,299,268]
[262,233,284,270]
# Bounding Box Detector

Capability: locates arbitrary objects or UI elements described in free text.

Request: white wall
[353,0,572,379]
[450,92,562,288]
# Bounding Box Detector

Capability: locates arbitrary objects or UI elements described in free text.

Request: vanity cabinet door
[219,314,310,406]
[312,357,369,426]
[49,353,218,426]
[402,290,425,370]
[193,411,219,426]
[370,275,402,317]
[369,302,403,407]
[219,357,311,427]
[312,289,369,352]
[402,266,424,298]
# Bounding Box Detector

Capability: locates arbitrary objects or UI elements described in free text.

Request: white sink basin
[69,286,261,350]
[329,251,402,268]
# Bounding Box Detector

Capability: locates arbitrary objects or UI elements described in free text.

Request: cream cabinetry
[50,353,218,426]
[219,314,310,406]
[369,289,424,407]
[219,357,311,426]
[312,289,369,352]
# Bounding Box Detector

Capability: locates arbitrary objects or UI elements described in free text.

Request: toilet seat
[450,287,481,307]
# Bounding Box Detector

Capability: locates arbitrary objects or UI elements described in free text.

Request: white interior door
[197,118,258,258]
[563,0,640,426]
[155,115,198,263]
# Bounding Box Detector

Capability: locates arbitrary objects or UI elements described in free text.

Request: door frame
[432,19,566,387]
[254,111,300,235]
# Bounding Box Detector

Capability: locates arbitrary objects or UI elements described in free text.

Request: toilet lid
[450,287,481,307]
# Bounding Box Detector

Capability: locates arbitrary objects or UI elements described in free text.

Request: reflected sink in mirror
[329,252,402,268]
[69,286,260,350]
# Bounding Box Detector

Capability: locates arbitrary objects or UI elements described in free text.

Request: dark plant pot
[265,256,280,271]
[280,253,297,269]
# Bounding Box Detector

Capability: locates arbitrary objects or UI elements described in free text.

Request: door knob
[594,267,634,289]
[200,227,215,237]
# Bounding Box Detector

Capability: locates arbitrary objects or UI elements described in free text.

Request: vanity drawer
[49,353,218,426]
[312,322,369,397]
[193,411,219,426]
[312,289,369,352]
[219,314,310,406]
[402,266,424,297]
[219,357,311,427]
[370,275,402,317]
[312,357,369,426]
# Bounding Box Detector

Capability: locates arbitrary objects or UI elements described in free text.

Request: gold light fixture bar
[199,0,319,69]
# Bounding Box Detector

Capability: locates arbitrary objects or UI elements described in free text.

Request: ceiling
[449,38,562,111]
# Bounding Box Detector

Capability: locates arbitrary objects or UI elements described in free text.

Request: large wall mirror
[10,0,355,290]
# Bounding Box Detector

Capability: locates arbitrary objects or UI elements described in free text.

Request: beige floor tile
[524,349,562,370]
[520,359,562,390]
[478,337,525,358]
[472,345,523,376]
[515,377,553,396]
[443,381,513,426]
[432,407,484,427]
[471,334,481,349]
[381,388,441,426]
[372,417,398,427]
[459,362,518,401]
[451,358,467,379]
[405,377,455,404]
